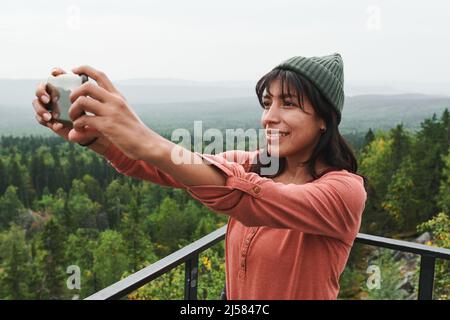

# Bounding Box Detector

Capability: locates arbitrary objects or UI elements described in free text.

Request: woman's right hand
[32,67,101,144]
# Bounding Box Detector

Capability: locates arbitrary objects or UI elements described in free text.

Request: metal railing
[85,225,450,300]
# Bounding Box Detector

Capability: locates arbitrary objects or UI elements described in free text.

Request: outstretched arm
[92,133,253,190]
[100,137,233,189]
[65,65,230,187]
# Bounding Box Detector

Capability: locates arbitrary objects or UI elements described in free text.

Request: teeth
[266,132,289,137]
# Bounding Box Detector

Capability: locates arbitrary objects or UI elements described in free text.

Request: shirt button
[252,185,261,194]
[238,270,245,279]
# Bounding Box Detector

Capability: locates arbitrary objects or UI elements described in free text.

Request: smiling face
[261,76,325,160]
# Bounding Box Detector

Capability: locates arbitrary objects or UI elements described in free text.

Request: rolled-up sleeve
[186,152,367,245]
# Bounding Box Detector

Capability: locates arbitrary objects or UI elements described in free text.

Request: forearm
[84,128,226,187]
[142,130,227,187]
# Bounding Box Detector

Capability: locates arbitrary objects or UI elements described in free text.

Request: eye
[262,101,271,109]
[283,100,297,107]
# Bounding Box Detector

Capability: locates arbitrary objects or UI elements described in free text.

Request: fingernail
[41,95,50,104]
[43,113,52,121]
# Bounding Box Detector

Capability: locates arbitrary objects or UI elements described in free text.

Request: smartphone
[45,73,89,125]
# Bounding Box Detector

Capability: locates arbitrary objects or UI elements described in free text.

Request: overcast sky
[1,0,449,93]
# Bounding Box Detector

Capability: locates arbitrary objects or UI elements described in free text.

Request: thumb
[68,126,99,144]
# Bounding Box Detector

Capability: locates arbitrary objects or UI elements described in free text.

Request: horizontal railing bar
[355,233,450,259]
[85,226,449,300]
[85,225,227,300]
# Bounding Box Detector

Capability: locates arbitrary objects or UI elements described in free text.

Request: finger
[51,67,66,76]
[69,81,112,104]
[73,124,98,134]
[36,69,66,103]
[72,65,119,94]
[71,125,99,137]
[35,114,46,126]
[51,122,65,131]
[35,82,51,104]
[69,96,104,120]
[34,114,60,131]
[32,98,53,121]
[72,114,103,132]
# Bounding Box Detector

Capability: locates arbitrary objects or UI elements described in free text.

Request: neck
[283,153,329,183]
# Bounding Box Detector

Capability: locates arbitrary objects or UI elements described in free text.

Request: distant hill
[0,78,254,106]
[341,94,450,133]
[0,78,448,137]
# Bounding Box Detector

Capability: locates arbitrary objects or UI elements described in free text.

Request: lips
[265,129,290,140]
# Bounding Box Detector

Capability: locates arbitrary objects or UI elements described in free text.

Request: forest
[0,109,448,300]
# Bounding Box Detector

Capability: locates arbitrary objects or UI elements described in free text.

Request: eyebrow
[263,93,298,99]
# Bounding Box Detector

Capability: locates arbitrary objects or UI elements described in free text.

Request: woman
[32,53,367,300]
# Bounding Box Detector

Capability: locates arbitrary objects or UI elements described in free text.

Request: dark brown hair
[249,68,368,189]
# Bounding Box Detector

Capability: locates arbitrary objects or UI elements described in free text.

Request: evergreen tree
[82,174,103,205]
[65,228,99,298]
[363,128,375,150]
[9,156,32,207]
[358,133,397,234]
[138,181,165,212]
[38,218,67,299]
[92,230,129,289]
[389,123,411,166]
[147,197,190,256]
[182,200,202,240]
[0,158,7,195]
[49,153,64,194]
[105,180,131,229]
[437,147,450,213]
[0,186,26,230]
[67,179,102,230]
[407,111,448,223]
[382,156,420,231]
[120,198,156,272]
[29,146,55,198]
[0,225,32,299]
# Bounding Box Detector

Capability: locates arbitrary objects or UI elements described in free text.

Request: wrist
[78,137,98,147]
[141,129,171,165]
[82,135,111,156]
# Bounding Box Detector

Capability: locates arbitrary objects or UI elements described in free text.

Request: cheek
[286,122,319,147]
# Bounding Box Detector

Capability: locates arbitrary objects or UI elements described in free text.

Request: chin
[267,144,285,158]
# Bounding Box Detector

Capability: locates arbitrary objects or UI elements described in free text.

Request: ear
[318,118,326,130]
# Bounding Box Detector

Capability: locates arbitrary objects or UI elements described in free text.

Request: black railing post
[418,254,436,300]
[184,254,199,300]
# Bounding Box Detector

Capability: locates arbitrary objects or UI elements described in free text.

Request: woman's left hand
[68,65,153,160]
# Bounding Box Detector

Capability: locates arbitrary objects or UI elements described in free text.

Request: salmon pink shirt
[103,143,367,300]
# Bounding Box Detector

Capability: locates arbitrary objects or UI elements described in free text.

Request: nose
[262,102,281,128]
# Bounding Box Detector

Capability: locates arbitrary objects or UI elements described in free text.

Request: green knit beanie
[273,53,344,123]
